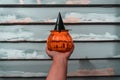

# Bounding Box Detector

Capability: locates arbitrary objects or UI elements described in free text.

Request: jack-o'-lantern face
[47,30,73,52]
[47,13,74,52]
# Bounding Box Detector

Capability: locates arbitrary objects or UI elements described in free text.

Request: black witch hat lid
[54,12,65,31]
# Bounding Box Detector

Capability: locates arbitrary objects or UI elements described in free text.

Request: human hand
[46,45,74,60]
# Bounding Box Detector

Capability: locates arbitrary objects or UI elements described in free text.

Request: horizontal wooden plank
[0,75,120,78]
[0,22,120,25]
[0,40,120,43]
[0,60,119,78]
[0,4,119,8]
[0,58,120,61]
[0,42,119,58]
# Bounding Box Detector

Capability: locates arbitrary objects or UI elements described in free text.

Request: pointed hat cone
[54,12,65,31]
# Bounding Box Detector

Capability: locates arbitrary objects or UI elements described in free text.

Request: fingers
[46,47,57,57]
[71,45,74,53]
[66,44,74,54]
[46,47,50,54]
[46,47,53,58]
[64,45,74,58]
[46,47,55,54]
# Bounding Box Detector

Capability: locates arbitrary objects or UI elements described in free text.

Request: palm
[46,46,74,59]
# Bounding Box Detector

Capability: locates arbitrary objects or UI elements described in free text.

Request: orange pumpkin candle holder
[47,13,74,52]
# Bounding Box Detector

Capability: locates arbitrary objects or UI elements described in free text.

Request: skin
[46,46,74,80]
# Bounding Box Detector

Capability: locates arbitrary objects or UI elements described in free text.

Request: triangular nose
[54,12,65,31]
